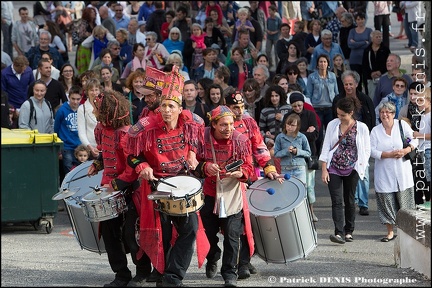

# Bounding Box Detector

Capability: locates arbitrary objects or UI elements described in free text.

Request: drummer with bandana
[193,105,255,287]
[125,65,210,287]
[86,89,152,287]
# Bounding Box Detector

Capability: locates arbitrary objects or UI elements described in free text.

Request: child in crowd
[74,144,90,166]
[234,7,255,41]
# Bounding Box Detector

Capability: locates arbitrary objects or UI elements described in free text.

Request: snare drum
[155,176,204,216]
[61,161,106,254]
[246,177,317,264]
[81,188,128,222]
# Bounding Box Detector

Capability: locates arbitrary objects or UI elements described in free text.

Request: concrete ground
[2,2,430,287]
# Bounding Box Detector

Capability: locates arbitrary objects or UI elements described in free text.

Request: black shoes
[127,275,148,287]
[329,234,346,244]
[224,279,237,287]
[206,261,218,278]
[247,263,257,274]
[237,265,250,279]
[359,207,369,215]
[147,269,162,282]
[104,278,130,287]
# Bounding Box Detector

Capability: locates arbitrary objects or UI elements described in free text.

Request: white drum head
[61,161,103,207]
[247,177,306,217]
[156,176,202,198]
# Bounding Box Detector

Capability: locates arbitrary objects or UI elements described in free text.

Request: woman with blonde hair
[82,25,116,71]
[162,27,184,54]
[166,52,190,80]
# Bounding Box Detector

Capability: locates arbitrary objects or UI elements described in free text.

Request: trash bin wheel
[45,221,53,234]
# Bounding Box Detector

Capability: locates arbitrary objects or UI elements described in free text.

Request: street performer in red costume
[87,89,152,287]
[125,65,209,287]
[193,105,254,287]
[138,66,166,119]
[222,91,281,279]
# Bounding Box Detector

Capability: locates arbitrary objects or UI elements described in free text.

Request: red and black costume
[92,123,152,284]
[194,126,255,283]
[125,109,209,286]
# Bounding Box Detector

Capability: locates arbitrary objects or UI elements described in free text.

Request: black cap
[289,92,305,104]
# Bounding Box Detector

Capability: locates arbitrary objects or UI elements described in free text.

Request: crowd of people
[1,1,430,287]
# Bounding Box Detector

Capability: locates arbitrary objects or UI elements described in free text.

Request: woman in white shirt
[370,101,418,242]
[77,78,100,159]
[319,97,370,244]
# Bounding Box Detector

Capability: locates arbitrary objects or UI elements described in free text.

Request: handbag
[305,155,319,170]
[398,120,416,162]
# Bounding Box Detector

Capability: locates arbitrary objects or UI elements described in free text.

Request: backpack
[27,98,53,126]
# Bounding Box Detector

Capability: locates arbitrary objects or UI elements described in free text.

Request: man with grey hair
[25,30,64,70]
[310,29,345,71]
[373,53,412,107]
[99,5,116,36]
[253,64,270,100]
[127,18,146,46]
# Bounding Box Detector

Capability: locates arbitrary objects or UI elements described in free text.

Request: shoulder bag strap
[398,120,406,145]
[331,121,355,151]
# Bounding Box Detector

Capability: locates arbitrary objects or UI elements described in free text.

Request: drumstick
[250,187,276,195]
[154,178,178,189]
[65,173,90,184]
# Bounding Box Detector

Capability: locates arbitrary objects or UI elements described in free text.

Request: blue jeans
[404,14,418,48]
[306,169,316,204]
[281,165,307,185]
[61,149,78,175]
[355,168,369,209]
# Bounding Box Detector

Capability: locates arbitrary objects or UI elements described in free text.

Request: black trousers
[328,171,360,237]
[160,211,198,285]
[100,200,151,281]
[200,195,243,281]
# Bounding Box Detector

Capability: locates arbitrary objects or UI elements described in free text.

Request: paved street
[2,2,430,287]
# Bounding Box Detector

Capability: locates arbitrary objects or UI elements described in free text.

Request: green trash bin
[1,132,63,234]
